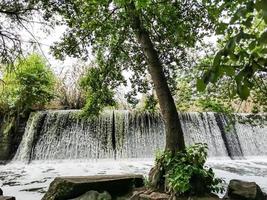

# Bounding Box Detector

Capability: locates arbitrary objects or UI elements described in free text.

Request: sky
[20,18,86,77]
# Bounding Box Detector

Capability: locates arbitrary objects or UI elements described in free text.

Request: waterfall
[13,110,267,162]
[180,112,230,158]
[13,112,46,162]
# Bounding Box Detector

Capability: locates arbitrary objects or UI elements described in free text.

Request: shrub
[0,54,56,114]
[80,67,117,117]
[155,143,224,196]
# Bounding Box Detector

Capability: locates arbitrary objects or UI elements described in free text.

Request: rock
[140,192,170,200]
[177,196,220,200]
[130,191,170,200]
[0,188,2,195]
[223,179,265,200]
[69,190,112,200]
[42,174,144,200]
[130,190,220,200]
[0,197,16,200]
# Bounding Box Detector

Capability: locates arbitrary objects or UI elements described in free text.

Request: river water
[1,110,267,199]
[1,158,267,200]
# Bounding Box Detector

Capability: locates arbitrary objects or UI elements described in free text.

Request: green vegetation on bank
[0,53,56,160]
[0,54,56,115]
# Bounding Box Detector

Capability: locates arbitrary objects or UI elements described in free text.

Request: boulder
[42,174,144,200]
[223,179,265,200]
[69,191,112,200]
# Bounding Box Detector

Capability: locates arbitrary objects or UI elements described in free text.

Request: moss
[0,113,29,161]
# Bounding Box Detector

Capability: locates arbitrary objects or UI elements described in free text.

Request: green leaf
[259,29,267,45]
[256,0,267,12]
[263,11,267,24]
[243,15,254,28]
[213,50,223,66]
[248,41,257,50]
[225,38,236,52]
[257,58,267,65]
[209,71,219,83]
[196,79,206,92]
[260,48,267,54]
[223,66,235,76]
[229,53,239,61]
[215,23,228,35]
[237,84,250,100]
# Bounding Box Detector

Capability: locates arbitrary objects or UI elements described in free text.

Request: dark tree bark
[126,2,185,153]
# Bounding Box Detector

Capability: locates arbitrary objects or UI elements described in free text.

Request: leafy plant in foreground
[155,143,224,196]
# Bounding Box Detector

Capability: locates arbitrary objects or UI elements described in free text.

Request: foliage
[175,62,235,114]
[136,94,158,113]
[156,143,224,196]
[0,54,56,114]
[182,51,266,113]
[40,0,217,116]
[199,0,267,102]
[80,66,118,117]
[197,97,233,114]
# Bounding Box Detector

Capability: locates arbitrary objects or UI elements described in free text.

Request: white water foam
[1,158,267,200]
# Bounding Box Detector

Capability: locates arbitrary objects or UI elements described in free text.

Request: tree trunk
[126,2,185,153]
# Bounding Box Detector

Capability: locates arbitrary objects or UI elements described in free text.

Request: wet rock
[0,197,16,200]
[223,179,265,200]
[70,191,112,200]
[42,174,144,200]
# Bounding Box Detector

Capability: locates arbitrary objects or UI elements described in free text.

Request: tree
[43,0,216,154]
[0,53,56,114]
[0,1,39,63]
[199,0,267,103]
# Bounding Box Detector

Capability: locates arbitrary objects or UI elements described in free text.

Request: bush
[0,54,56,114]
[155,143,224,196]
[80,67,117,117]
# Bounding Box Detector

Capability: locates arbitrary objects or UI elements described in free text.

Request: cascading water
[4,110,267,200]
[13,110,165,161]
[13,110,267,162]
[13,112,46,162]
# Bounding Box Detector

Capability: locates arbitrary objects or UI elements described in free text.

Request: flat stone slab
[42,174,144,200]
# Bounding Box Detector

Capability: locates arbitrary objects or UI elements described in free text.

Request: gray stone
[42,174,144,200]
[223,179,265,200]
[69,190,112,200]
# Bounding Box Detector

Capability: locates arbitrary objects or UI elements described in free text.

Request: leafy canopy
[44,0,216,115]
[199,0,267,101]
